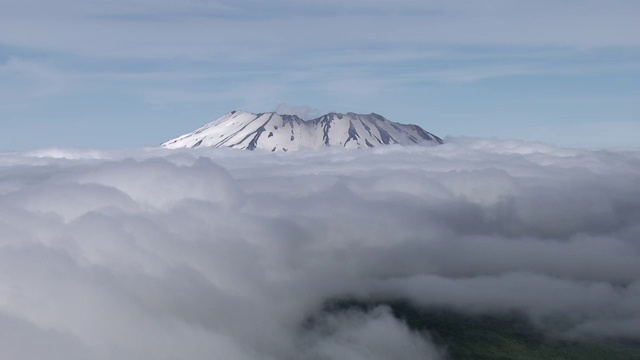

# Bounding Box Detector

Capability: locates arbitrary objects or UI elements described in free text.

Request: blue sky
[1,0,638,150]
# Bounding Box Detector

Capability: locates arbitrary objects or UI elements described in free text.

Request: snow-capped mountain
[162,111,443,151]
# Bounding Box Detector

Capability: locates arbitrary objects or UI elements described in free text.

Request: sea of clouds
[1,138,639,359]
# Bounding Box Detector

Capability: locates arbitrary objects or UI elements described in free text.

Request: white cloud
[0,139,639,358]
[1,0,639,61]
[274,103,318,119]
[302,306,445,360]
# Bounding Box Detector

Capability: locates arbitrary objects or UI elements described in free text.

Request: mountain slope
[162,111,443,151]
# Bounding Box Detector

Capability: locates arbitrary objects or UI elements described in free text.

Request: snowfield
[162,111,443,151]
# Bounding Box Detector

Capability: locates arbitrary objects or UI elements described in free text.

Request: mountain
[161,111,443,151]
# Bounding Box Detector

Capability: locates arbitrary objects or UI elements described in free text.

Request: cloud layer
[1,139,640,358]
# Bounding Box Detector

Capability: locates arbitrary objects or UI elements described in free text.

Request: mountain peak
[162,111,443,152]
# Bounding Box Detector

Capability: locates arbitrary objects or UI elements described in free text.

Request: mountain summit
[162,111,443,151]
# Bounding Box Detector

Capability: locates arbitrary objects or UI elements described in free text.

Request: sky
[1,140,640,358]
[1,0,639,151]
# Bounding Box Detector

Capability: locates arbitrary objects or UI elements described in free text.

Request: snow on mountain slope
[162,111,443,151]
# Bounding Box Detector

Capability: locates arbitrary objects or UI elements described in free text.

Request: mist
[1,138,639,358]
